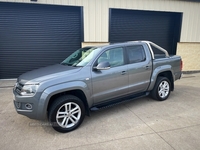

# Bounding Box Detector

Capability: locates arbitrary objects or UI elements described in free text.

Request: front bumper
[13,89,40,120]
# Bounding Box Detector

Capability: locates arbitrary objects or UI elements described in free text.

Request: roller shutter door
[109,9,182,55]
[0,2,83,79]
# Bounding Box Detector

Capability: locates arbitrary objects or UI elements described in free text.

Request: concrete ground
[0,73,200,150]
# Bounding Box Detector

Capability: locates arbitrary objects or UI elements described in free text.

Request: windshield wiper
[60,62,71,66]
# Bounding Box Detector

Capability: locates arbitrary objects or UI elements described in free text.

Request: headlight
[20,84,39,96]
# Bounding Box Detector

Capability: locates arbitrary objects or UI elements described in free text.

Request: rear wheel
[150,77,171,101]
[49,95,85,133]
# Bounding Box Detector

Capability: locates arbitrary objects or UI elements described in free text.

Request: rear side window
[126,45,146,64]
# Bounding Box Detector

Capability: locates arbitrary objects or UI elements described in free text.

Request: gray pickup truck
[13,41,182,133]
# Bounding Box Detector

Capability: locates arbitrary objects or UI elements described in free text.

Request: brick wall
[177,43,200,71]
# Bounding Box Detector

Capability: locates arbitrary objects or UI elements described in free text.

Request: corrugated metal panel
[1,0,200,42]
[0,2,83,78]
[109,9,182,54]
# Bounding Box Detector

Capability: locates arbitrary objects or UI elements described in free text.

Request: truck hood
[18,64,82,84]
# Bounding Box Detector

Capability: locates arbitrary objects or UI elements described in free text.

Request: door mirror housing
[94,61,110,70]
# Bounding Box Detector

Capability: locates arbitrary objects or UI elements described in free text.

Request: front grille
[15,82,24,95]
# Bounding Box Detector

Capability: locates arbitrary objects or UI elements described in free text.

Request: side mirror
[94,61,110,70]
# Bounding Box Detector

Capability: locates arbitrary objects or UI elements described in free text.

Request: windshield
[61,47,99,67]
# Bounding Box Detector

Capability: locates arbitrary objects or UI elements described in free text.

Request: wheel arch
[157,71,174,91]
[47,89,90,116]
[148,67,175,92]
[37,82,91,120]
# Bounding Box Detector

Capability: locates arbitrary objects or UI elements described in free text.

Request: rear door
[126,44,152,93]
[91,47,129,104]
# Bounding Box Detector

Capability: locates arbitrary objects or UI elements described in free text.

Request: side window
[127,45,146,64]
[150,43,166,59]
[97,47,124,67]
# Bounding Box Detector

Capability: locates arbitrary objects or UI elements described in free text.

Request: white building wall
[1,0,200,43]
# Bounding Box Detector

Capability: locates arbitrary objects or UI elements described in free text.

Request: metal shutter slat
[0,2,83,79]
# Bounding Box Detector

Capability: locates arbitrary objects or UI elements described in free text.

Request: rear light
[180,60,183,71]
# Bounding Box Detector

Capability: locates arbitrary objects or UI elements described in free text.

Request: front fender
[37,81,91,120]
[148,65,174,91]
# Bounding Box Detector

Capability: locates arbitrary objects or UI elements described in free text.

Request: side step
[90,92,149,111]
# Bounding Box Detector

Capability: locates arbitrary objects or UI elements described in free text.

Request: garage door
[109,9,182,55]
[0,2,83,79]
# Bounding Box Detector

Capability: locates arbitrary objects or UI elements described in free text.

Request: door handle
[145,66,150,70]
[121,71,127,75]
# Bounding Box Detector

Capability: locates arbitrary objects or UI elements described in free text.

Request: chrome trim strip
[16,109,33,112]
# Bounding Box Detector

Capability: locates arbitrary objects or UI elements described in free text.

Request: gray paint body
[13,41,182,120]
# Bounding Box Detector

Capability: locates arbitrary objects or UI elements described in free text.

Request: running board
[90,92,149,111]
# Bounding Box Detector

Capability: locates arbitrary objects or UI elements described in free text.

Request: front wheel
[150,77,171,101]
[49,95,85,133]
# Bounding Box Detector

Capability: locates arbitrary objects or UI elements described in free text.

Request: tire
[49,95,85,133]
[150,77,171,101]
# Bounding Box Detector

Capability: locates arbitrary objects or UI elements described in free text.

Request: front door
[91,47,129,104]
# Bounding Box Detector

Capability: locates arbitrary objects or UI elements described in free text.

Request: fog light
[25,103,32,110]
